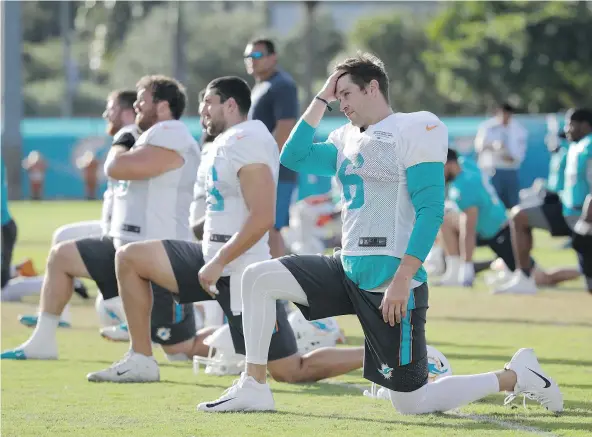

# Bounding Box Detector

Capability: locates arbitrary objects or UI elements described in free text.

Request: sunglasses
[244,51,267,60]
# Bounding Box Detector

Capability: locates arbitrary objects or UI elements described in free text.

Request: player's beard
[136,108,158,131]
[106,120,122,136]
[206,118,226,137]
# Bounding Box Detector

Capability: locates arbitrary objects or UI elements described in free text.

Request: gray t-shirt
[248,69,299,182]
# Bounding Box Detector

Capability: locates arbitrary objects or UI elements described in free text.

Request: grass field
[2,201,591,437]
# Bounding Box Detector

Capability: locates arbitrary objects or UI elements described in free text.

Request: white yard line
[323,379,561,437]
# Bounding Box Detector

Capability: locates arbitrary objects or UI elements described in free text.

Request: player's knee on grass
[389,387,429,415]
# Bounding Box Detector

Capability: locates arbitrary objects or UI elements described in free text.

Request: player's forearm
[459,225,476,262]
[393,255,424,282]
[405,163,446,262]
[302,97,330,128]
[213,213,274,267]
[280,119,337,176]
[103,146,129,180]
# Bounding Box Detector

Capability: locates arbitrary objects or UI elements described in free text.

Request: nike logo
[116,369,131,376]
[205,398,235,408]
[426,125,438,131]
[527,367,551,388]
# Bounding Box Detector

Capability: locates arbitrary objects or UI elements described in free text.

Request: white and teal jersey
[101,124,140,235]
[562,133,592,217]
[281,112,448,290]
[202,120,279,271]
[546,142,569,194]
[447,166,507,239]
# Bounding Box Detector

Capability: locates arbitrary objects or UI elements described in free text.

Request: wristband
[315,96,333,111]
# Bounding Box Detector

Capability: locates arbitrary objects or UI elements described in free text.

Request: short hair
[206,76,251,116]
[570,108,592,127]
[136,75,187,120]
[249,38,276,55]
[447,148,458,162]
[198,88,207,103]
[334,52,389,103]
[500,102,515,113]
[109,90,136,110]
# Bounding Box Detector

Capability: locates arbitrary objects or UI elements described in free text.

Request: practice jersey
[330,112,447,259]
[546,142,569,194]
[202,120,279,271]
[189,142,216,226]
[447,165,507,239]
[562,133,592,217]
[109,120,200,242]
[101,124,140,235]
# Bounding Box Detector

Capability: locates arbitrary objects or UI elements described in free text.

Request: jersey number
[338,154,365,210]
[208,166,225,211]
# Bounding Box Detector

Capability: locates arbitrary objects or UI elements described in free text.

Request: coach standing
[244,38,299,258]
[474,103,528,209]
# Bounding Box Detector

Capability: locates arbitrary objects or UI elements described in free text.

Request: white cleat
[197,372,275,412]
[484,270,512,287]
[492,271,537,295]
[100,323,130,342]
[87,351,160,383]
[363,383,390,401]
[504,348,563,413]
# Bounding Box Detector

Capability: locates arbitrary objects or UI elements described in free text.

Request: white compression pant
[241,259,500,415]
[0,220,102,304]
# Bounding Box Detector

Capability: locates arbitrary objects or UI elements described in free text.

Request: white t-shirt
[109,120,200,243]
[329,111,448,258]
[202,120,279,272]
[189,142,216,227]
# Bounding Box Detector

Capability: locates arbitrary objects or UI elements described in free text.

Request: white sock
[389,372,499,414]
[60,304,72,323]
[20,312,60,358]
[241,260,310,365]
[443,256,461,278]
[0,276,44,302]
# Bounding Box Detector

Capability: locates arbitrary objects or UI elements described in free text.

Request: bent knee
[48,241,77,268]
[389,388,431,415]
[115,243,143,272]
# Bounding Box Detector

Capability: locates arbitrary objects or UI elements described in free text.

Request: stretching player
[198,54,563,414]
[437,149,517,287]
[493,110,582,294]
[87,76,363,383]
[12,91,138,320]
[1,75,200,360]
[563,109,592,292]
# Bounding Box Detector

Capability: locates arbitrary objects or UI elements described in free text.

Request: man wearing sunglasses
[244,38,299,260]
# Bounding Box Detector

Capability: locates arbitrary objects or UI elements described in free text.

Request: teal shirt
[562,133,592,217]
[447,166,507,239]
[546,143,569,194]
[1,161,11,225]
[280,119,445,290]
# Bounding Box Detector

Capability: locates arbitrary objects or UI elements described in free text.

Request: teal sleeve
[405,162,445,262]
[455,186,478,212]
[279,119,338,177]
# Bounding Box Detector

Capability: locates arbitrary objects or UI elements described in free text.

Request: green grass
[2,201,592,437]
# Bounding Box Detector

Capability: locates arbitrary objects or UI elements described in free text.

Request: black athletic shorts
[522,192,572,237]
[76,236,196,345]
[476,225,517,271]
[161,239,298,361]
[279,252,429,393]
[1,219,17,288]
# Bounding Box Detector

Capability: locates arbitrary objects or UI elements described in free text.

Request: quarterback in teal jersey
[439,149,517,287]
[562,109,592,292]
[199,53,562,415]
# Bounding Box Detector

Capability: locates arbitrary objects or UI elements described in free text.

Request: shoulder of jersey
[114,124,140,141]
[226,120,274,144]
[394,111,446,135]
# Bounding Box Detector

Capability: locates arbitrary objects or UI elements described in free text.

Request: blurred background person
[474,103,528,209]
[244,37,299,259]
